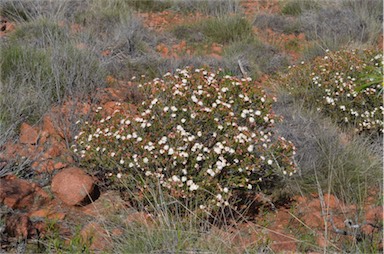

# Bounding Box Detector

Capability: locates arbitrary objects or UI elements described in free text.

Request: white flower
[171,106,178,112]
[117,173,122,179]
[249,117,255,123]
[223,187,229,193]
[191,95,198,103]
[267,159,273,165]
[207,168,215,177]
[111,152,116,157]
[247,145,254,152]
[172,175,180,182]
[143,157,149,164]
[163,107,169,112]
[255,110,261,116]
[120,159,125,164]
[247,184,252,190]
[168,148,174,155]
[189,183,199,191]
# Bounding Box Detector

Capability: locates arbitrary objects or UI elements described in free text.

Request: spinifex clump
[73,68,296,212]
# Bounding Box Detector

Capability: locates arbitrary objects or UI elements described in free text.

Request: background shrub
[223,37,290,78]
[253,13,300,34]
[281,0,320,16]
[0,15,106,141]
[274,96,383,204]
[172,15,253,44]
[274,49,383,135]
[74,68,297,213]
[173,0,240,16]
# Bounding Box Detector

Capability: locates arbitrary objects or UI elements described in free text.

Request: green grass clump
[172,15,252,44]
[275,49,383,134]
[126,0,173,12]
[281,0,320,16]
[0,17,106,138]
[73,68,297,214]
[223,37,289,77]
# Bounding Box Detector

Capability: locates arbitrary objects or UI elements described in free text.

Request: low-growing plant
[281,0,320,16]
[73,68,297,214]
[299,6,371,49]
[275,49,383,134]
[173,0,240,16]
[172,15,253,44]
[0,15,106,139]
[253,13,301,34]
[223,37,289,77]
[126,0,173,12]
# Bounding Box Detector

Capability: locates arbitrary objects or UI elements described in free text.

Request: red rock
[124,211,153,227]
[54,161,67,170]
[19,123,39,144]
[316,233,327,248]
[268,231,297,253]
[209,53,222,60]
[29,208,66,220]
[323,194,340,209]
[81,191,126,218]
[111,228,123,236]
[33,159,55,173]
[80,222,112,251]
[5,214,31,238]
[103,101,122,116]
[51,167,96,206]
[211,43,223,54]
[302,211,324,229]
[42,115,59,137]
[0,175,50,209]
[44,142,64,159]
[365,206,383,224]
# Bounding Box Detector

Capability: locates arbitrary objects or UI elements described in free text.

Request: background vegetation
[0,0,382,253]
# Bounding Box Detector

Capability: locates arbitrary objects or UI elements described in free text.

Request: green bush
[275,49,383,134]
[281,0,320,16]
[73,68,297,213]
[0,17,106,137]
[172,15,252,44]
[223,37,289,77]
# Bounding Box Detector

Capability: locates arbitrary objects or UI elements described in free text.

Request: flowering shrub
[277,49,383,134]
[73,68,296,211]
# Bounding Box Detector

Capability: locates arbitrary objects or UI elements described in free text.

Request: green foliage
[42,220,90,253]
[74,68,297,213]
[281,0,320,16]
[173,0,240,16]
[223,37,289,77]
[275,49,383,134]
[0,17,106,135]
[126,0,172,12]
[172,15,252,44]
[9,17,67,46]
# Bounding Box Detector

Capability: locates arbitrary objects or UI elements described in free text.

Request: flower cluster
[73,68,296,211]
[279,49,383,134]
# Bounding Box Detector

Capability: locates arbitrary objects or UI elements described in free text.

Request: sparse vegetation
[172,14,253,44]
[0,0,382,253]
[275,49,383,134]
